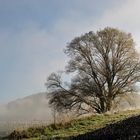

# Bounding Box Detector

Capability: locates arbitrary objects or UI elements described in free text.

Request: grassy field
[4,109,140,140]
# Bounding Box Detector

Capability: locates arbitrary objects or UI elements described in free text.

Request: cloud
[0,0,140,102]
[97,0,140,28]
[0,23,68,102]
[50,0,140,53]
[95,0,140,53]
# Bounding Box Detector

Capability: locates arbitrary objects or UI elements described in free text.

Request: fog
[0,92,53,136]
[1,92,140,122]
[0,92,53,122]
[0,92,140,137]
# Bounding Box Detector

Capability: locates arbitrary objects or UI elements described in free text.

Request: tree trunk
[106,99,112,112]
[100,98,106,113]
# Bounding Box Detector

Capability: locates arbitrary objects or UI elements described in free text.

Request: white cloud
[50,0,140,53]
[0,24,68,101]
[95,0,140,53]
[1,0,140,102]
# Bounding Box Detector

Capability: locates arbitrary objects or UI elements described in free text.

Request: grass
[4,109,140,140]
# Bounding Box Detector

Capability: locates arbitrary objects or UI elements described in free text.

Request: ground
[3,109,140,140]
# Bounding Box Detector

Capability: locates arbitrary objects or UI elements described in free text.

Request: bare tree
[46,27,140,114]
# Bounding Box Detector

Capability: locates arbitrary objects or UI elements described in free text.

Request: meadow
[2,109,140,140]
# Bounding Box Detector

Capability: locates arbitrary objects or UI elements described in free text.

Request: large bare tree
[46,27,140,114]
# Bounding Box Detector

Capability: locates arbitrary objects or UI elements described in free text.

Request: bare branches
[46,27,140,114]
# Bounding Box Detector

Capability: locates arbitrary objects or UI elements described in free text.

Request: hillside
[3,109,140,140]
[0,92,53,137]
[0,92,140,122]
[71,112,140,140]
[0,92,140,137]
[0,92,52,122]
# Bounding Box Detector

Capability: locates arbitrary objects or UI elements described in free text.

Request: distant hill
[0,92,52,122]
[0,92,140,137]
[0,92,140,123]
[0,92,140,122]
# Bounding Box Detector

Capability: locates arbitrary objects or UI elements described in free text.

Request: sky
[0,0,140,103]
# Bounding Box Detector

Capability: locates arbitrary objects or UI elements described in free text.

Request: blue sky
[0,0,140,103]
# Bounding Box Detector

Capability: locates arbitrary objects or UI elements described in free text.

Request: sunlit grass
[3,109,140,140]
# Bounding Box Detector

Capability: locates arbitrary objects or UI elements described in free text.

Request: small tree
[46,27,140,114]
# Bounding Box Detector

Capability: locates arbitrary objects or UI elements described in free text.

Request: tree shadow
[68,115,140,140]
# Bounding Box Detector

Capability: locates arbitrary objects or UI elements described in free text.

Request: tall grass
[3,109,140,139]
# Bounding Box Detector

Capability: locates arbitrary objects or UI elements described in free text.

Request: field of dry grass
[1,109,140,140]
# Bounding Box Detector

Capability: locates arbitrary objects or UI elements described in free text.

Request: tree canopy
[46,27,140,114]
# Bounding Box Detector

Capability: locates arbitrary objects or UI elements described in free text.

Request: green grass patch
[5,109,140,140]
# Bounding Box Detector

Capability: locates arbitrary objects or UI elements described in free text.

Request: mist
[0,92,140,136]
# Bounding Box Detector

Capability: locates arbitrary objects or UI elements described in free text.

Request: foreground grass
[5,109,140,140]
